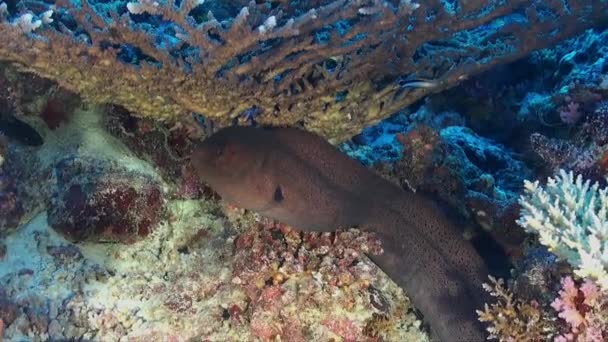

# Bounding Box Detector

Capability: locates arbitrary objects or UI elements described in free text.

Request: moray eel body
[192,126,489,341]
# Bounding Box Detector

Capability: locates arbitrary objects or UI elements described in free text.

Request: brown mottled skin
[192,126,489,341]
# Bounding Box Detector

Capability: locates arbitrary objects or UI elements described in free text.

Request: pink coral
[551,277,585,328]
[551,276,608,341]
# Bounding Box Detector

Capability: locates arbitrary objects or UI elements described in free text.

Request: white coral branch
[127,0,161,15]
[517,170,608,289]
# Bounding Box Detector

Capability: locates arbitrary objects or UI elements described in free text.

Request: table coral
[0,0,606,141]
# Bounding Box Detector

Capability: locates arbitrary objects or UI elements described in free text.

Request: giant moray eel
[191,126,489,341]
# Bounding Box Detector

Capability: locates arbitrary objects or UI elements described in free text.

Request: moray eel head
[191,127,279,211]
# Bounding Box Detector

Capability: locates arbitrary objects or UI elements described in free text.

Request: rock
[47,157,165,243]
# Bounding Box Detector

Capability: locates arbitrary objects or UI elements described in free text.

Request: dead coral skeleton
[0,0,606,141]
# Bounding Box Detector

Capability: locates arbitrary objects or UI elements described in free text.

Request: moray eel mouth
[192,126,489,341]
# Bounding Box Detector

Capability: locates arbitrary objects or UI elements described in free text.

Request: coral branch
[517,170,608,289]
[0,0,606,141]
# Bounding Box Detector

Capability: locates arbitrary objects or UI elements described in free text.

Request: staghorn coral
[0,1,606,141]
[517,170,608,289]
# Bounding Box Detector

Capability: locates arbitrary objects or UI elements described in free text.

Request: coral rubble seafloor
[0,0,607,341]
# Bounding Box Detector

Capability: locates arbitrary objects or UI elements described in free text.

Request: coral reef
[551,276,608,341]
[534,28,608,92]
[477,28,608,180]
[230,217,424,341]
[336,38,608,337]
[386,27,608,183]
[343,105,530,251]
[477,276,557,341]
[0,200,427,341]
[232,219,383,298]
[517,170,608,289]
[0,66,427,341]
[0,0,606,141]
[529,101,608,180]
[1,1,608,341]
[478,273,608,342]
[103,104,201,181]
[0,61,80,133]
[479,170,608,341]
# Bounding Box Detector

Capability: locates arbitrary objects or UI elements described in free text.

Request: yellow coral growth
[477,276,557,341]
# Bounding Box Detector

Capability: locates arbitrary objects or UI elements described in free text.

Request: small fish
[0,116,43,146]
[398,77,440,89]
